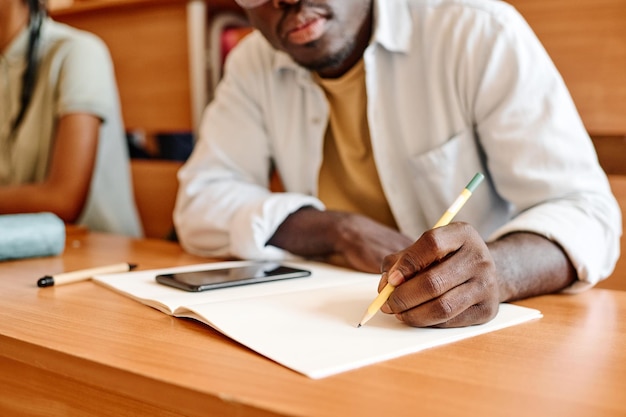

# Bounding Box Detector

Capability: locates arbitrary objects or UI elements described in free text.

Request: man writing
[174,0,621,327]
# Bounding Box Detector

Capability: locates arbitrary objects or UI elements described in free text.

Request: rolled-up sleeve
[473,8,622,290]
[174,35,325,260]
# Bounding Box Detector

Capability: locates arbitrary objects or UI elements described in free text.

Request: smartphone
[155,262,311,292]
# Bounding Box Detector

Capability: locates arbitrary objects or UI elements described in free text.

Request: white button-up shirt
[175,0,621,291]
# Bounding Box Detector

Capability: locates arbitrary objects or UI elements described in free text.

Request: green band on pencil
[466,172,484,193]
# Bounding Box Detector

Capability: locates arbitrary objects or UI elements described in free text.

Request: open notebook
[93,260,542,379]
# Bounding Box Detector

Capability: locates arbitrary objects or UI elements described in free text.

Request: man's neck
[0,3,30,53]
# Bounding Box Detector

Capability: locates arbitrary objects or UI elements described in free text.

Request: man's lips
[284,16,328,45]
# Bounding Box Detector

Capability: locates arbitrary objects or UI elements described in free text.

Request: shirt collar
[371,0,413,53]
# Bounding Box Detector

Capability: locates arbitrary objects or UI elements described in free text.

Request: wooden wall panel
[595,175,626,291]
[507,0,626,136]
[52,0,193,135]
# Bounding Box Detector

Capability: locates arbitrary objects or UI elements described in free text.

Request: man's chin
[291,44,355,74]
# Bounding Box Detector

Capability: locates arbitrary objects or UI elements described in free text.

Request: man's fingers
[392,281,499,327]
[382,223,468,284]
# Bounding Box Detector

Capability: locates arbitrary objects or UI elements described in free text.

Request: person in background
[0,0,142,237]
[174,0,621,327]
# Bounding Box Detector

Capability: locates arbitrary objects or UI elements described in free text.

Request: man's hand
[329,211,414,273]
[267,207,412,273]
[270,209,576,328]
[379,222,500,328]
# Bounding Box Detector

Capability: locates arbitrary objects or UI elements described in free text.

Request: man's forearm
[266,207,344,256]
[488,232,576,302]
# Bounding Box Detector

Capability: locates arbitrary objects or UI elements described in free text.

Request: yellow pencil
[357,172,485,327]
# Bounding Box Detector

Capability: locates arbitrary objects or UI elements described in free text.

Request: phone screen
[155,263,311,292]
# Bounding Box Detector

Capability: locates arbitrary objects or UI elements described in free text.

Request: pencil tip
[129,263,138,270]
[357,323,362,328]
[358,311,374,328]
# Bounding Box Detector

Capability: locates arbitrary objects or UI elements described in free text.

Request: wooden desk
[1,233,625,417]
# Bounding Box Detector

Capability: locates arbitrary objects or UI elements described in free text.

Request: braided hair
[11,0,46,135]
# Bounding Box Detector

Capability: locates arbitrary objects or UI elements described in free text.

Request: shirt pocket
[406,129,492,228]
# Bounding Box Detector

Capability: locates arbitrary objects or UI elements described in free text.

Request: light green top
[0,18,142,237]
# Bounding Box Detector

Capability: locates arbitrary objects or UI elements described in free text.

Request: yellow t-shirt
[314,60,397,229]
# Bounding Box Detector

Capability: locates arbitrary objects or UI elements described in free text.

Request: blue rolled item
[0,212,66,261]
